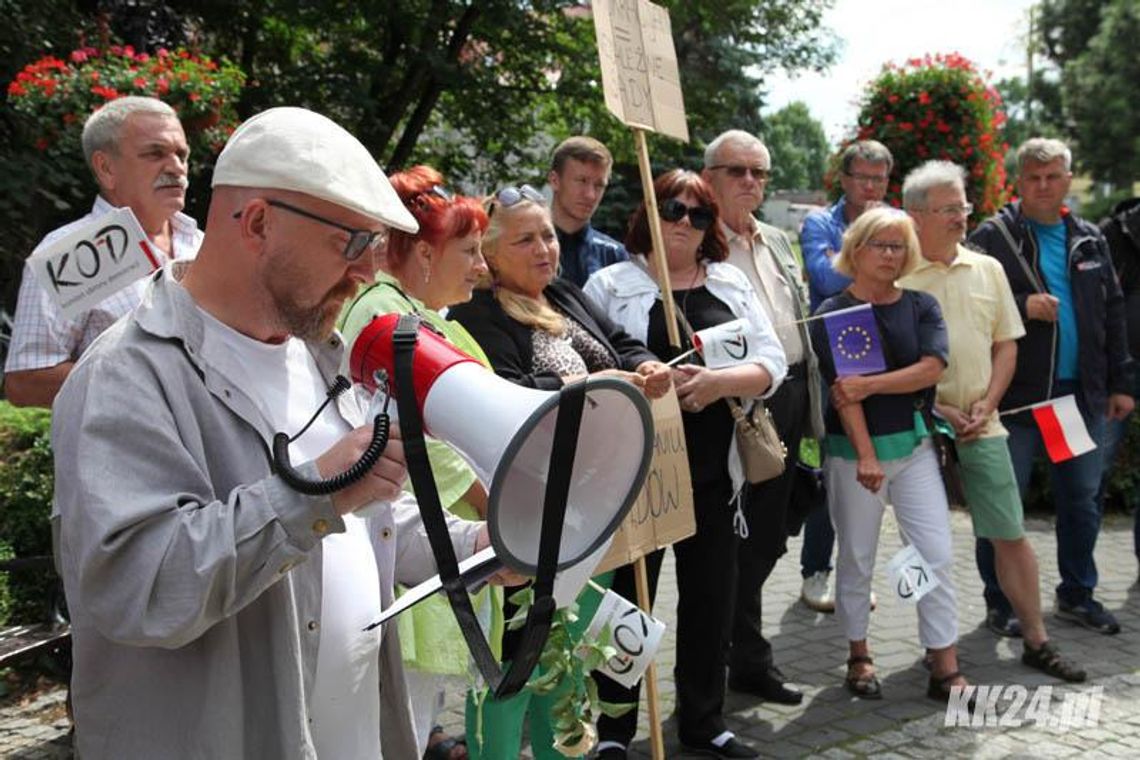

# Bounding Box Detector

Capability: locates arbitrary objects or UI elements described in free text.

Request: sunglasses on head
[659,197,715,231]
[488,184,544,218]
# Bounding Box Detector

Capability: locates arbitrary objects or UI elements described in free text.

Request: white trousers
[826,440,958,649]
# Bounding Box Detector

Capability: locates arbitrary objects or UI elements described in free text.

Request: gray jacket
[51,264,481,759]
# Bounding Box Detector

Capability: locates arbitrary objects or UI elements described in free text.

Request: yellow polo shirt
[899,244,1025,438]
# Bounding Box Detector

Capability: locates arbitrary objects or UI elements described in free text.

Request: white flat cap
[212,107,418,233]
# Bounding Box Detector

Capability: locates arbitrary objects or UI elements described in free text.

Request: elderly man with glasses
[900,160,1085,683]
[701,129,823,707]
[797,139,894,615]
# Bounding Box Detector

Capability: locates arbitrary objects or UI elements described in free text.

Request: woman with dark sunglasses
[448,183,671,760]
[584,169,786,759]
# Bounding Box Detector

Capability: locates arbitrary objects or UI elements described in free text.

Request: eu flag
[823,303,886,376]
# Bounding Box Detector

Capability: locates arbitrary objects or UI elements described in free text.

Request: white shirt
[199,308,382,760]
[5,196,202,372]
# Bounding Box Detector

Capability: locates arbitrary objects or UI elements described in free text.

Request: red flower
[918,91,931,105]
[900,122,914,131]
[91,85,120,100]
[8,81,26,97]
[70,50,88,64]
[936,121,951,133]
[189,92,201,102]
[133,76,148,89]
[34,137,49,151]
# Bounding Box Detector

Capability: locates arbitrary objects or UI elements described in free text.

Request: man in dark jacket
[1098,197,1140,577]
[968,138,1134,636]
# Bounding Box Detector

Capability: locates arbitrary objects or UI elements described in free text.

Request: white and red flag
[1029,395,1097,463]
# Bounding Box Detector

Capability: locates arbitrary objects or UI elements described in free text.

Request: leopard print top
[530,307,617,378]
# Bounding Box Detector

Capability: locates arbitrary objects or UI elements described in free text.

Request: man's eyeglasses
[865,239,907,255]
[844,171,890,186]
[489,184,544,217]
[923,203,974,218]
[659,198,715,231]
[708,164,770,182]
[233,199,388,261]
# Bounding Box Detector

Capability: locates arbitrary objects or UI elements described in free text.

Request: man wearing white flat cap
[52,107,490,759]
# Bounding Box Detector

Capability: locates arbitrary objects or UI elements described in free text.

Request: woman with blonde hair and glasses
[448,184,670,759]
[808,206,969,703]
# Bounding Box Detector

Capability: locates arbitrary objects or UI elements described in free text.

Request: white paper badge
[583,589,666,688]
[885,544,940,604]
[27,207,158,320]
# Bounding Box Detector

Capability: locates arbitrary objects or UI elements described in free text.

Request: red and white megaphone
[349,313,654,574]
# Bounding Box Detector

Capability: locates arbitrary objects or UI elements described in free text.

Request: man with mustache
[900,161,1085,682]
[548,135,629,286]
[51,106,492,759]
[5,96,202,407]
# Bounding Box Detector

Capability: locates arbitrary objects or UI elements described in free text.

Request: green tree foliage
[760,101,830,191]
[1061,0,1140,189]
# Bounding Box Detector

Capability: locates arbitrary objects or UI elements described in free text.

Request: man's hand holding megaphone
[316,423,409,515]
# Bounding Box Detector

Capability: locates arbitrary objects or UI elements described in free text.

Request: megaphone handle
[492,379,587,698]
[392,315,506,690]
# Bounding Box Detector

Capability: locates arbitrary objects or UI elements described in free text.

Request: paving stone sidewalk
[3,510,1137,758]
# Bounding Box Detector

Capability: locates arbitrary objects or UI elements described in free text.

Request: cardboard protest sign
[27,207,159,320]
[592,0,689,142]
[885,544,940,604]
[583,588,667,689]
[596,388,695,575]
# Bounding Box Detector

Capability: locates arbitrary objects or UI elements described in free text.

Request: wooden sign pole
[631,125,679,760]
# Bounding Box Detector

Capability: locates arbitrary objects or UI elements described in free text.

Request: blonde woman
[808,207,969,702]
[447,185,669,760]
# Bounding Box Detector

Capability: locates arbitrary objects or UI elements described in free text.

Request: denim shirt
[51,263,481,759]
[801,196,854,310]
[556,222,630,287]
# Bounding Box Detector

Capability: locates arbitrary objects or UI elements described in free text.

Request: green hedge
[0,401,55,624]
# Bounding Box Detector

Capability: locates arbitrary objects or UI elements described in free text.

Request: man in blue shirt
[969,138,1134,636]
[797,140,894,613]
[547,136,629,287]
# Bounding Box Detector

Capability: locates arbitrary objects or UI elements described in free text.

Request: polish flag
[1030,395,1097,463]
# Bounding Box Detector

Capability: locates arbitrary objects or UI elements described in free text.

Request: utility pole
[1026,4,1035,126]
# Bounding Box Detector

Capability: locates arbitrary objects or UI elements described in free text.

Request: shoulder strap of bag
[992,216,1045,294]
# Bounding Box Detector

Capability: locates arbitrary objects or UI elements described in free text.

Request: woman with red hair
[339,165,495,760]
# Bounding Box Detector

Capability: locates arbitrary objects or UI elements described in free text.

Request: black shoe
[1022,640,1087,682]
[985,607,1023,638]
[727,666,804,705]
[1055,596,1121,634]
[595,747,627,759]
[679,735,759,759]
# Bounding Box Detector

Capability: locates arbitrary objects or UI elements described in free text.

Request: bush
[834,52,1010,224]
[0,401,55,624]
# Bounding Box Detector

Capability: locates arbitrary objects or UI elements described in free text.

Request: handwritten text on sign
[27,207,158,320]
[596,389,695,574]
[592,0,689,141]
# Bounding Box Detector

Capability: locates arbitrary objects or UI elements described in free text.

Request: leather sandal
[927,671,973,707]
[844,655,882,699]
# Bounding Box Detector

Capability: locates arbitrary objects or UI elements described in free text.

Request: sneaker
[1022,641,1087,682]
[801,571,835,612]
[985,607,1023,638]
[1055,596,1121,635]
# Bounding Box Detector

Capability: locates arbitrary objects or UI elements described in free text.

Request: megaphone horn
[349,313,655,574]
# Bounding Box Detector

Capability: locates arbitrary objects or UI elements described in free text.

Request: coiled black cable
[272,374,392,495]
